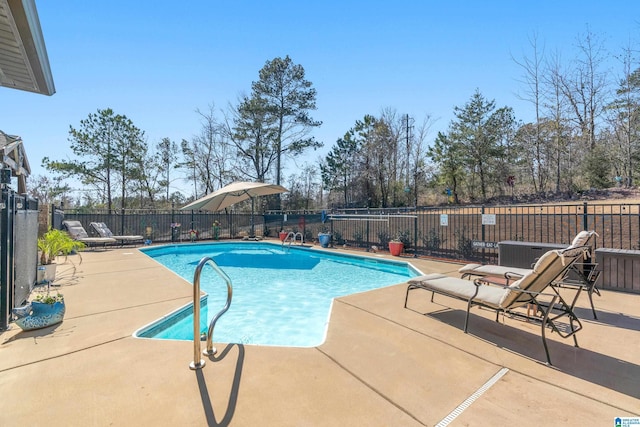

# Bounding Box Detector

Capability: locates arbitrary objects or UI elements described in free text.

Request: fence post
[582,202,588,231]
[481,205,486,263]
[413,214,418,258]
[366,216,370,249]
[120,208,125,236]
[171,203,176,242]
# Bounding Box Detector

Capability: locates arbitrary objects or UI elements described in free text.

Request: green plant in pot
[13,286,66,331]
[33,291,65,304]
[37,228,85,283]
[388,237,404,256]
[388,230,411,256]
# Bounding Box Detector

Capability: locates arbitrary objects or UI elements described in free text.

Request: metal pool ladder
[282,231,304,248]
[189,256,233,370]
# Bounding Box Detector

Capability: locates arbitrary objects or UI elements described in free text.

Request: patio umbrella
[180,181,288,236]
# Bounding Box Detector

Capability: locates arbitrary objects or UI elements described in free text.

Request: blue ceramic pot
[13,301,65,331]
[318,233,331,248]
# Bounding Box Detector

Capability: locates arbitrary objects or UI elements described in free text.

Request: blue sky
[2,1,639,197]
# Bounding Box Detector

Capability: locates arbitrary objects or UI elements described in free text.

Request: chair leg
[581,266,600,319]
[587,290,598,320]
[539,295,559,366]
[463,300,473,333]
[540,322,552,366]
[404,286,411,308]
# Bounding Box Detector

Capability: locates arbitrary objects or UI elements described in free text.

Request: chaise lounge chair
[457,230,601,318]
[62,220,117,247]
[89,222,143,246]
[404,246,590,365]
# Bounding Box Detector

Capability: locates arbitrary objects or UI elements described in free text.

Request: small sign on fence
[440,214,448,226]
[472,241,498,249]
[481,214,496,225]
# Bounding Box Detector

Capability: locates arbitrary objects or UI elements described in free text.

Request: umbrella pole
[250,197,255,237]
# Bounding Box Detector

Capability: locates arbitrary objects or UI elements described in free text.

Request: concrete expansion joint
[0,335,128,373]
[314,346,426,426]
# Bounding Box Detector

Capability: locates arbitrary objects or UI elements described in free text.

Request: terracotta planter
[279,231,288,241]
[388,241,404,256]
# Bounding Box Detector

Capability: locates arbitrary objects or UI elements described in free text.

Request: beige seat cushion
[409,273,507,308]
[570,230,596,248]
[458,263,531,278]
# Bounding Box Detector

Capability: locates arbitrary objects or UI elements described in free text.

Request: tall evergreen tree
[251,55,322,190]
[229,94,278,183]
[321,132,359,207]
[450,90,511,201]
[608,46,640,187]
[43,108,146,212]
[428,131,464,204]
[157,137,179,202]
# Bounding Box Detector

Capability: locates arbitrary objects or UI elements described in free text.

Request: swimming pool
[135,242,420,347]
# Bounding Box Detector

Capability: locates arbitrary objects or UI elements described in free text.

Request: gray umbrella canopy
[180,181,288,212]
[181,181,288,237]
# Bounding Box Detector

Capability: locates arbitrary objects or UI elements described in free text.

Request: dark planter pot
[318,233,332,248]
[388,241,404,256]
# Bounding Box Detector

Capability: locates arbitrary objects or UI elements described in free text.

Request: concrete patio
[1,243,638,426]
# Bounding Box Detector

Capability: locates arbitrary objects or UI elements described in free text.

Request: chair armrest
[472,278,510,289]
[504,271,524,281]
[551,278,583,289]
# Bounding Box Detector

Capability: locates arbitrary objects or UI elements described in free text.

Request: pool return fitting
[190,256,233,370]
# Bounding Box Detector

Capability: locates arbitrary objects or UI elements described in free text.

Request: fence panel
[60,201,640,262]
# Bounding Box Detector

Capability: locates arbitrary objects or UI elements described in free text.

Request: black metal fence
[61,201,640,263]
[1,192,39,329]
[321,203,640,263]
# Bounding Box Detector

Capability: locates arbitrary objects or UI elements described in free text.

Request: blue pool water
[135,242,419,347]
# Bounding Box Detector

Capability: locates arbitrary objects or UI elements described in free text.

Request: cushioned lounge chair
[457,231,600,319]
[404,246,590,365]
[62,220,117,247]
[90,222,143,246]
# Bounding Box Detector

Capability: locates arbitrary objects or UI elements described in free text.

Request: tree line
[323,29,640,208]
[37,56,321,212]
[35,28,640,211]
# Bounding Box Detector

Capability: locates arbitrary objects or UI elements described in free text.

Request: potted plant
[388,238,404,256]
[12,286,66,331]
[37,228,85,283]
[318,227,332,248]
[279,230,289,242]
[212,220,220,240]
[388,230,411,256]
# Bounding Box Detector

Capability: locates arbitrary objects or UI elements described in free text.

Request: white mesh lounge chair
[457,231,600,318]
[62,220,117,247]
[404,246,590,365]
[90,222,143,246]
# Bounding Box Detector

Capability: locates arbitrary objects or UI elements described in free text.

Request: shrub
[422,229,444,252]
[454,227,474,260]
[378,230,391,248]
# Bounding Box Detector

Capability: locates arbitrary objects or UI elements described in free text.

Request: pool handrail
[282,231,304,248]
[189,256,233,370]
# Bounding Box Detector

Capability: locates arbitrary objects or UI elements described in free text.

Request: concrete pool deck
[1,242,639,426]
